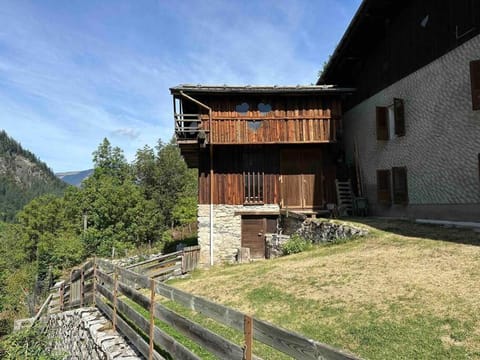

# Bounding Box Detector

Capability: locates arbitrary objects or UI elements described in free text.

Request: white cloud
[111,128,141,140]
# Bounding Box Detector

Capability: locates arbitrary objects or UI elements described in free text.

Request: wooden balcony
[175,114,337,146]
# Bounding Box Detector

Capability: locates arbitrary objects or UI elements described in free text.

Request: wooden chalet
[171,85,353,265]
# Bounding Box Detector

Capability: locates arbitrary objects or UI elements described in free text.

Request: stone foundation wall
[45,307,141,359]
[198,204,280,266]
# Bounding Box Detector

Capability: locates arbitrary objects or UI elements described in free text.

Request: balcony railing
[174,114,204,140]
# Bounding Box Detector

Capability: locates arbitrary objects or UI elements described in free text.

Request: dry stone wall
[45,307,142,360]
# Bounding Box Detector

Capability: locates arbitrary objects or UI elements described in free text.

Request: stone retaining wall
[266,215,368,257]
[45,307,142,359]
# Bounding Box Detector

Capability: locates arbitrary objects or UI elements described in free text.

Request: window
[470,60,480,110]
[376,169,392,205]
[376,98,405,140]
[243,150,264,204]
[377,167,409,206]
[392,167,408,205]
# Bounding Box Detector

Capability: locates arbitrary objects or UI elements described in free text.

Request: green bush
[0,324,63,359]
[282,234,312,255]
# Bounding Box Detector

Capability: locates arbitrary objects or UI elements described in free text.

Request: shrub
[0,324,63,359]
[282,234,312,255]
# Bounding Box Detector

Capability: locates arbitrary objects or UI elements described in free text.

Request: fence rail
[94,257,358,360]
[45,246,357,360]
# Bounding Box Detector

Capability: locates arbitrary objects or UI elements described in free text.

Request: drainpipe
[179,91,214,266]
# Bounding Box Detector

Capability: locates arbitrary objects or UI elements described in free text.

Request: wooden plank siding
[195,95,341,144]
[198,145,337,207]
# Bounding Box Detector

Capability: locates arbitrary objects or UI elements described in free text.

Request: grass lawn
[166,219,480,359]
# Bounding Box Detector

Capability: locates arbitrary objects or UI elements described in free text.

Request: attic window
[236,102,249,115]
[420,15,429,28]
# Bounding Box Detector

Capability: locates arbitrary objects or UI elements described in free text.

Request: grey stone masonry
[45,307,142,360]
[198,204,280,266]
[343,33,480,220]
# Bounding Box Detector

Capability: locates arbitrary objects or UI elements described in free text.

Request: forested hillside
[0,137,197,336]
[0,130,67,222]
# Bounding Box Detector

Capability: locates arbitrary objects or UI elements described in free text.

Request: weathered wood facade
[172,86,349,210]
[196,144,338,209]
[171,85,351,264]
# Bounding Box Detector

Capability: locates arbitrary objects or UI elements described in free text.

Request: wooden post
[80,268,85,307]
[181,249,186,274]
[59,282,64,312]
[244,314,253,360]
[113,268,118,331]
[149,279,155,360]
[92,257,97,305]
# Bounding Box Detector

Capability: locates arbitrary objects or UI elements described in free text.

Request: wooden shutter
[376,169,391,205]
[392,167,408,205]
[376,107,389,140]
[471,60,480,110]
[394,98,405,136]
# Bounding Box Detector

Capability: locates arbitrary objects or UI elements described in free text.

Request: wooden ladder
[335,179,354,215]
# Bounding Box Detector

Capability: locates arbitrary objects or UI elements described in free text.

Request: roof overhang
[317,0,411,85]
[170,84,355,96]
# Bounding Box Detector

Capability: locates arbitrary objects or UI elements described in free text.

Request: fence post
[181,249,186,274]
[59,282,64,312]
[149,279,155,360]
[113,267,118,331]
[80,267,85,307]
[244,314,253,360]
[92,257,97,306]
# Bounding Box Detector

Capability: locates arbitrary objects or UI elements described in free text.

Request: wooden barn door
[280,150,303,208]
[241,216,266,259]
[281,148,323,209]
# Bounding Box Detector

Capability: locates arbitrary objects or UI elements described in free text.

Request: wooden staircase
[335,179,354,215]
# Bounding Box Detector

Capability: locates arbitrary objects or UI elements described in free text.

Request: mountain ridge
[0,130,67,221]
[56,169,93,186]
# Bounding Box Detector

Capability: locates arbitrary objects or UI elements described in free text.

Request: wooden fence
[95,258,358,360]
[46,247,358,360]
[125,245,200,281]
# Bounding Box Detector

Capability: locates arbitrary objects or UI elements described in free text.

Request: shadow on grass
[345,217,480,246]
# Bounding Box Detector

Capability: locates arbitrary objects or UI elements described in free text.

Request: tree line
[0,130,67,222]
[0,137,197,335]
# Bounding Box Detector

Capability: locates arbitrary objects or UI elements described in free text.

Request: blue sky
[0,0,360,172]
